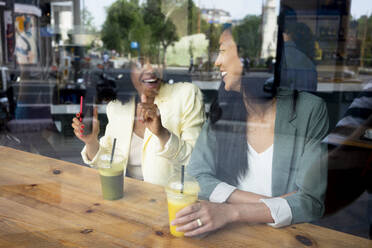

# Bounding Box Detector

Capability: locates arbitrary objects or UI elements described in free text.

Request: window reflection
[0,0,370,240]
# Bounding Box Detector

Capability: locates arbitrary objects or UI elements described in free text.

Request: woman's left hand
[171,201,236,237]
[138,95,170,145]
[137,101,162,134]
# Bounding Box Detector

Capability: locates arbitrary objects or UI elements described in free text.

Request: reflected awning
[14,3,41,17]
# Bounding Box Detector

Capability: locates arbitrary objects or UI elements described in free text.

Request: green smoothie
[98,155,125,200]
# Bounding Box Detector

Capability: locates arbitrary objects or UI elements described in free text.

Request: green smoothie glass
[97,154,126,200]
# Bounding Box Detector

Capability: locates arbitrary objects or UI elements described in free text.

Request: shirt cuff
[260,197,292,228]
[209,182,237,203]
[81,145,102,167]
[155,132,178,158]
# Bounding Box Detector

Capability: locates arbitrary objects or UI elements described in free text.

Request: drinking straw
[110,138,117,166]
[79,96,83,121]
[180,165,185,194]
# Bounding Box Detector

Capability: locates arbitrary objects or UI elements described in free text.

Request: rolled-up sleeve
[157,85,205,165]
[260,198,292,228]
[81,145,102,166]
[285,100,329,224]
[209,182,237,203]
[155,132,176,155]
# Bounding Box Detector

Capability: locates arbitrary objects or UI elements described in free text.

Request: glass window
[0,0,371,243]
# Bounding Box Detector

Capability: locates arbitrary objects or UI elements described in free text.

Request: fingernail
[81,125,85,129]
[80,129,84,133]
[80,135,84,138]
[76,113,80,117]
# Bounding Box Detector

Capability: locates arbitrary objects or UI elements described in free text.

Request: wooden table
[0,146,370,248]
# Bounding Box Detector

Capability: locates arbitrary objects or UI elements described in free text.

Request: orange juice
[166,182,199,237]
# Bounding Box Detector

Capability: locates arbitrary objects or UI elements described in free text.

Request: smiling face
[130,59,162,99]
[215,30,243,92]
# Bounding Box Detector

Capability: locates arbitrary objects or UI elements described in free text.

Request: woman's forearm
[227,189,269,204]
[227,190,297,204]
[85,140,100,161]
[229,202,274,224]
[157,127,171,148]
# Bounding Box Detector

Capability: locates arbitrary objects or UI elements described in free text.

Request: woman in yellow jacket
[71,61,205,186]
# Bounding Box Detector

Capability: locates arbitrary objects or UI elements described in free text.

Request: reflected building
[201,8,232,24]
[261,0,278,59]
[51,1,73,44]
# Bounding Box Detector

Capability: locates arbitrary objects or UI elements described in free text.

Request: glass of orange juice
[165,168,199,237]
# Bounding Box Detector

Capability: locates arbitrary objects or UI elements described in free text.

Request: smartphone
[80,96,93,136]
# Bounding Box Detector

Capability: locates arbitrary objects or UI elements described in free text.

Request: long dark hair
[209,85,247,186]
[209,81,296,186]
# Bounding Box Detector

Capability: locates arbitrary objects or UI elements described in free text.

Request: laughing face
[215,30,243,92]
[130,60,162,99]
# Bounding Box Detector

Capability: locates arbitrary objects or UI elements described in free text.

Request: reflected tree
[82,9,97,33]
[233,15,262,61]
[101,0,178,64]
[144,0,178,66]
[101,0,151,56]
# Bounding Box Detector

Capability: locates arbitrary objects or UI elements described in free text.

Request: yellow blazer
[82,82,205,186]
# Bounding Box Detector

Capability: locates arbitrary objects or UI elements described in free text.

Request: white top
[127,133,143,180]
[209,143,293,228]
[237,143,273,196]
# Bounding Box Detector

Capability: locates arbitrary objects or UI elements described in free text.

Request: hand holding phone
[72,96,100,143]
[80,96,94,136]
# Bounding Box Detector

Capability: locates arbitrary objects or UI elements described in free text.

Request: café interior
[0,0,371,246]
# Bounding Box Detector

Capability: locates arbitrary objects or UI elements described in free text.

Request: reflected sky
[85,0,270,28]
[82,0,370,29]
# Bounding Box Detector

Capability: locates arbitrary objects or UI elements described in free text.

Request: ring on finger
[196,218,203,227]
